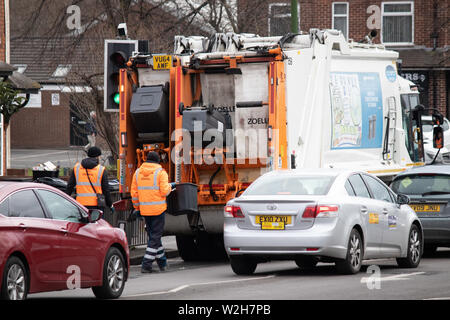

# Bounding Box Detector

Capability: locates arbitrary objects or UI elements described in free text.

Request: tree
[0,80,28,173]
[0,81,26,127]
[10,0,273,161]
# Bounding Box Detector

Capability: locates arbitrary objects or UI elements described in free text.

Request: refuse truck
[116,29,437,261]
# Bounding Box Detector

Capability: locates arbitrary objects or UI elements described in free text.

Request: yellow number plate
[256,216,291,230]
[153,55,172,70]
[410,204,441,213]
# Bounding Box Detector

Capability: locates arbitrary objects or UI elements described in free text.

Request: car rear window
[243,175,335,196]
[391,174,450,195]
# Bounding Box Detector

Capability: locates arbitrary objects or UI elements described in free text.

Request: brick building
[9,38,101,149]
[238,0,450,117]
[0,0,8,174]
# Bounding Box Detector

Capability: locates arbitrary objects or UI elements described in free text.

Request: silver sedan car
[224,169,423,275]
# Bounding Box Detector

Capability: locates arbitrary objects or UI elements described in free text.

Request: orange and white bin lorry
[117,29,428,260]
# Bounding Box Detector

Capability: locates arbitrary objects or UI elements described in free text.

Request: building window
[268,3,300,36]
[332,2,349,40]
[382,2,414,45]
[13,64,27,74]
[52,65,72,78]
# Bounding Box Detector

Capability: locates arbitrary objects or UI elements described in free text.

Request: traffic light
[104,40,138,111]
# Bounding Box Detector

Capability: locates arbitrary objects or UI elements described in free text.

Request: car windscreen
[391,174,450,196]
[243,175,335,196]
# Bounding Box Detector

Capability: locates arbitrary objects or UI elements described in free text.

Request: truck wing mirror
[433,126,444,149]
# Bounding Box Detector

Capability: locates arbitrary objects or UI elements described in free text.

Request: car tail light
[302,205,339,219]
[224,205,245,218]
[302,205,317,218]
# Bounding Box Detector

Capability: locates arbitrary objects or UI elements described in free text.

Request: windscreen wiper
[421,191,450,196]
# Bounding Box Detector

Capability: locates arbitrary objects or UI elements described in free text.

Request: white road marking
[423,297,450,300]
[360,272,425,284]
[124,275,276,298]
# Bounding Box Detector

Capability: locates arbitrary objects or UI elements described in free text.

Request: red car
[0,182,129,300]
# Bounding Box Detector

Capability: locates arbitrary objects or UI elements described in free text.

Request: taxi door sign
[369,213,379,224]
[153,55,172,70]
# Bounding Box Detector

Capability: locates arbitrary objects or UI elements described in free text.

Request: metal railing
[102,192,148,247]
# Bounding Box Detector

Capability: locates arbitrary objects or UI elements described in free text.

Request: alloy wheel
[7,264,26,300]
[349,234,361,269]
[409,229,421,264]
[107,255,124,293]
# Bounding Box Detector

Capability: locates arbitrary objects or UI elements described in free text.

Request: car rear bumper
[420,217,450,244]
[224,220,348,260]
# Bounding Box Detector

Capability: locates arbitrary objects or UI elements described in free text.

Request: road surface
[29,249,450,301]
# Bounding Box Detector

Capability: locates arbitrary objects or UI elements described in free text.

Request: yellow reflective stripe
[138,186,159,190]
[77,193,98,197]
[139,201,166,206]
[153,168,162,186]
[96,166,105,184]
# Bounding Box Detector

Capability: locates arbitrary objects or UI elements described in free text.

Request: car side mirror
[397,194,410,205]
[433,126,444,149]
[88,209,103,223]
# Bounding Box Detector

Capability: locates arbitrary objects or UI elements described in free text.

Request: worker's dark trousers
[142,212,167,270]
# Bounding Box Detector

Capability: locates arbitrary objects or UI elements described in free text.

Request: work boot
[141,267,153,274]
[157,260,168,272]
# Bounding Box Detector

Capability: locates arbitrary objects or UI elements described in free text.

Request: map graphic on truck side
[330,72,383,150]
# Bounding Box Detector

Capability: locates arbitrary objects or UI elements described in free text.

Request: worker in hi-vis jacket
[130,151,175,273]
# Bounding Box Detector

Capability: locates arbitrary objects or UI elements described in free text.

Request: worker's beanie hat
[87,146,102,158]
[146,152,160,163]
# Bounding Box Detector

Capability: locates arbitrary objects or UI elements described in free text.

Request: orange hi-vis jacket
[131,162,172,216]
[73,162,105,207]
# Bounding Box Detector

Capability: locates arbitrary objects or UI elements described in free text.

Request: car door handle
[18,223,26,231]
[60,228,68,234]
[360,206,368,214]
[382,208,389,215]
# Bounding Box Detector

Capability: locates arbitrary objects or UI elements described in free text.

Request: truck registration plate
[153,55,172,70]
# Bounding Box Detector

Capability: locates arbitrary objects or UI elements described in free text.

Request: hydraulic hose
[209,166,222,202]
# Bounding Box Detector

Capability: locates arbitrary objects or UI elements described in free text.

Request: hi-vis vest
[74,163,105,207]
[131,164,170,216]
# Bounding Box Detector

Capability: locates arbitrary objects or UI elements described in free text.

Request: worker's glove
[127,209,141,222]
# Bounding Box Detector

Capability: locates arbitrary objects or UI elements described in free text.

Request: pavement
[29,249,450,300]
[10,148,112,170]
[129,236,179,265]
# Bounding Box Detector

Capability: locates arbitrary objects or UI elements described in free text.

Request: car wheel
[336,228,363,275]
[230,257,257,275]
[295,256,319,270]
[1,256,28,301]
[397,225,422,268]
[92,247,126,299]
